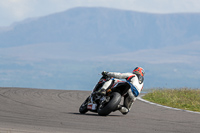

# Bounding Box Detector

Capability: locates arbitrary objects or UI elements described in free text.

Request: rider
[98,67,145,115]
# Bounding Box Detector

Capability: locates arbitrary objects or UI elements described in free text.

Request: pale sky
[0,0,200,27]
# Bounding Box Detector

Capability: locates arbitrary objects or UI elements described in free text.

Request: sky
[0,0,200,27]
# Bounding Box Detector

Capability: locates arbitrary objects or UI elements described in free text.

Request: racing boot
[119,107,129,115]
[113,104,122,112]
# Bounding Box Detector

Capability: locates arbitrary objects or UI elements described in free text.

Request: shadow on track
[68,112,123,117]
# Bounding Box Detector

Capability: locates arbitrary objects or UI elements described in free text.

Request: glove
[101,71,108,77]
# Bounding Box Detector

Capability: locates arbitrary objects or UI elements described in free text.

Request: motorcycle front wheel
[79,96,89,114]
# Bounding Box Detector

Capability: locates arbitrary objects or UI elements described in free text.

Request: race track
[0,87,200,133]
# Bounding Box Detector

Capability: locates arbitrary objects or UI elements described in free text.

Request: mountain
[0,7,200,90]
[1,7,200,49]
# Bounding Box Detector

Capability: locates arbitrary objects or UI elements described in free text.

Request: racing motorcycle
[79,75,130,116]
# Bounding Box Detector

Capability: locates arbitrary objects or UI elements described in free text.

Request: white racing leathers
[101,72,144,114]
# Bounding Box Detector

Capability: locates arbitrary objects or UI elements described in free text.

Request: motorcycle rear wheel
[97,92,121,116]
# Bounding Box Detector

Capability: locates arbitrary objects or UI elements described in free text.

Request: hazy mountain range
[0,7,200,90]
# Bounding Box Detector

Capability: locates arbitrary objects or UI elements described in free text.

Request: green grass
[142,88,200,112]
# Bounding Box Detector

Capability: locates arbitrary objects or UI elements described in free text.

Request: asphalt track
[0,87,200,133]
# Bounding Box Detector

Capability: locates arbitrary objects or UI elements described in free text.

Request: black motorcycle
[79,75,130,116]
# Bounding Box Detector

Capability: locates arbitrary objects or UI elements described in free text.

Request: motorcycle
[79,75,130,116]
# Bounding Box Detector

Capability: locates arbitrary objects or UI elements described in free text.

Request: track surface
[0,87,200,133]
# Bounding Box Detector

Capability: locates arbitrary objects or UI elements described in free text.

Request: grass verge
[142,88,200,112]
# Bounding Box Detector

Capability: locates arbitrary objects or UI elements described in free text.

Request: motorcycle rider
[98,67,145,115]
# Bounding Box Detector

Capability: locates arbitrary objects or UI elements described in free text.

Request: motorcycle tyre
[79,96,89,114]
[98,92,121,116]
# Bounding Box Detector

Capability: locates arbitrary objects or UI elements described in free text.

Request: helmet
[133,67,145,77]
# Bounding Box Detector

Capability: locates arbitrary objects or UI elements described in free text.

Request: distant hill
[1,7,200,50]
[0,7,200,89]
